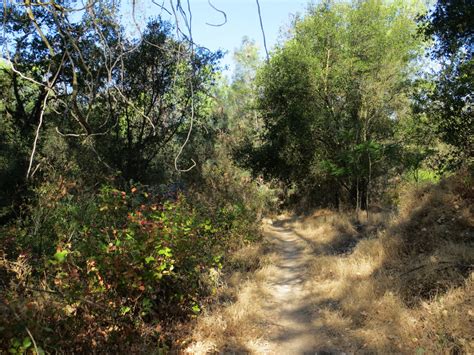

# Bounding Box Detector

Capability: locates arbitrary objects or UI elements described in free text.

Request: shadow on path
[261,219,357,354]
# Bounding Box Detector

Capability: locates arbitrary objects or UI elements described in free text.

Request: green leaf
[145,256,155,264]
[54,250,68,263]
[157,263,168,271]
[158,247,172,257]
[120,306,131,315]
[192,304,200,313]
[22,337,32,349]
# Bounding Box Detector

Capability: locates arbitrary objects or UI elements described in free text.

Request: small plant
[8,337,32,354]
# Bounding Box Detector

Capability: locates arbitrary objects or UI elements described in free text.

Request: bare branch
[206,0,227,27]
[25,49,65,180]
[26,89,50,180]
[256,0,269,61]
[25,327,39,355]
[174,79,196,172]
[24,0,55,57]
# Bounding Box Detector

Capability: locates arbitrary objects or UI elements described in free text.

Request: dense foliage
[419,0,473,167]
[239,0,428,209]
[0,0,472,352]
[0,178,273,352]
[0,1,275,352]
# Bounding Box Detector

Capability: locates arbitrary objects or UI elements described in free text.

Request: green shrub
[0,178,269,352]
[404,168,441,184]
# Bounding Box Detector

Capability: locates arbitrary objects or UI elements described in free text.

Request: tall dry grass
[292,173,473,353]
[184,242,279,354]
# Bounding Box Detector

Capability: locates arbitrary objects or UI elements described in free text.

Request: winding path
[262,218,344,354]
[188,216,351,354]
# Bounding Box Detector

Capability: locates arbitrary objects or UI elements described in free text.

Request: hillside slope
[186,172,473,353]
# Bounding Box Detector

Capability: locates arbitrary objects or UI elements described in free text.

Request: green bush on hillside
[0,177,273,352]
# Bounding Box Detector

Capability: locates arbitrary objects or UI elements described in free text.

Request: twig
[30,162,42,178]
[206,0,227,27]
[256,0,269,62]
[6,62,46,88]
[25,50,65,180]
[25,327,39,355]
[400,261,472,277]
[174,66,196,172]
[168,0,198,172]
[25,286,59,295]
[25,286,109,311]
[26,90,50,180]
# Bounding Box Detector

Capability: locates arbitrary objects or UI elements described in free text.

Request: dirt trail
[262,217,342,354]
[187,215,352,354]
[189,206,473,354]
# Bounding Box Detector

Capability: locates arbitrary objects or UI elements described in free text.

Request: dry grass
[297,173,473,353]
[185,173,473,353]
[185,244,278,354]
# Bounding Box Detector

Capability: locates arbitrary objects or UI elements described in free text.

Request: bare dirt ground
[259,217,349,354]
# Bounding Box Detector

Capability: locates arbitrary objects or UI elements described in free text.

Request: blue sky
[125,0,310,75]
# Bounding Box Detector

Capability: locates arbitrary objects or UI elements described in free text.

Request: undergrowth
[0,168,277,353]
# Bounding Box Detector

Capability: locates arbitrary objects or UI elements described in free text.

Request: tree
[247,0,425,209]
[0,1,220,180]
[0,62,34,219]
[225,37,262,136]
[420,0,473,164]
[0,1,221,219]
[94,19,220,181]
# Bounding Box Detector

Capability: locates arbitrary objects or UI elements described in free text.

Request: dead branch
[256,0,269,61]
[206,0,227,27]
